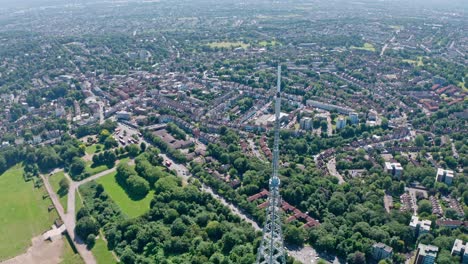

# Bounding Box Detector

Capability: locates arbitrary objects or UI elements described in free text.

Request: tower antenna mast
[256,65,286,264]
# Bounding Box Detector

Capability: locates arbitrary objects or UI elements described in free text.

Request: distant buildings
[385,162,403,178]
[300,117,313,130]
[435,168,455,186]
[336,117,347,130]
[306,99,354,115]
[372,242,393,261]
[451,239,468,264]
[116,111,131,120]
[414,244,438,264]
[410,216,431,237]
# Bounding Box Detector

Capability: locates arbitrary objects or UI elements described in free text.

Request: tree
[284,225,305,246]
[70,157,86,177]
[126,144,140,157]
[206,221,224,241]
[417,200,432,215]
[126,175,150,198]
[75,216,99,239]
[59,178,69,191]
[86,234,96,248]
[415,135,425,147]
[140,142,147,152]
[104,136,118,149]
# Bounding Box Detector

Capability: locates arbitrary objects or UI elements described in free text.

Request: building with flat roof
[336,117,347,130]
[436,168,455,186]
[349,112,359,124]
[410,216,431,237]
[414,244,438,264]
[300,117,313,130]
[372,242,393,261]
[306,100,354,114]
[385,162,403,178]
[451,239,468,264]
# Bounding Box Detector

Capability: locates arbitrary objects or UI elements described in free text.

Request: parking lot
[114,122,145,147]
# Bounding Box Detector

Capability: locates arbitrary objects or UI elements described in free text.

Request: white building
[410,216,431,236]
[451,239,468,264]
[385,162,403,178]
[435,168,455,186]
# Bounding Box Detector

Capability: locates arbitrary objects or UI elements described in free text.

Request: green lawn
[259,40,278,47]
[60,234,84,264]
[0,165,57,260]
[96,171,154,218]
[49,171,68,212]
[92,234,117,264]
[207,41,249,49]
[75,191,83,216]
[84,161,111,175]
[351,42,376,52]
[85,144,103,155]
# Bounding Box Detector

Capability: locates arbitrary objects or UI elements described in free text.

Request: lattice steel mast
[256,65,286,264]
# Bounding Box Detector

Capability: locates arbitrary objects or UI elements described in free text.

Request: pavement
[326,158,345,184]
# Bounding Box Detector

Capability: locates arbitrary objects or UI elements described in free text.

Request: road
[41,161,125,264]
[41,174,97,264]
[326,158,345,184]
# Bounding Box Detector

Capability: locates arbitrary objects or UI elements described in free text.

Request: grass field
[60,234,84,264]
[84,161,111,175]
[96,171,154,218]
[75,191,83,216]
[0,165,57,260]
[351,42,376,52]
[402,56,424,67]
[92,233,117,264]
[85,144,103,155]
[207,41,249,49]
[49,171,68,211]
[259,40,278,47]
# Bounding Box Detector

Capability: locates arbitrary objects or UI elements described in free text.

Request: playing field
[0,165,57,260]
[95,171,154,218]
[49,171,68,211]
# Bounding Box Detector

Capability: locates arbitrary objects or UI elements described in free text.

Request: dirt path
[0,236,63,264]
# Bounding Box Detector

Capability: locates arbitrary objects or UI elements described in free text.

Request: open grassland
[207,41,249,49]
[351,42,376,52]
[0,165,57,260]
[96,171,154,218]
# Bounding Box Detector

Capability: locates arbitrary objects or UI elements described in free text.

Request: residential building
[410,216,431,237]
[349,112,359,124]
[336,117,347,130]
[300,117,313,130]
[451,239,468,264]
[372,242,393,261]
[436,168,455,185]
[414,244,438,264]
[385,162,403,178]
[116,111,131,120]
